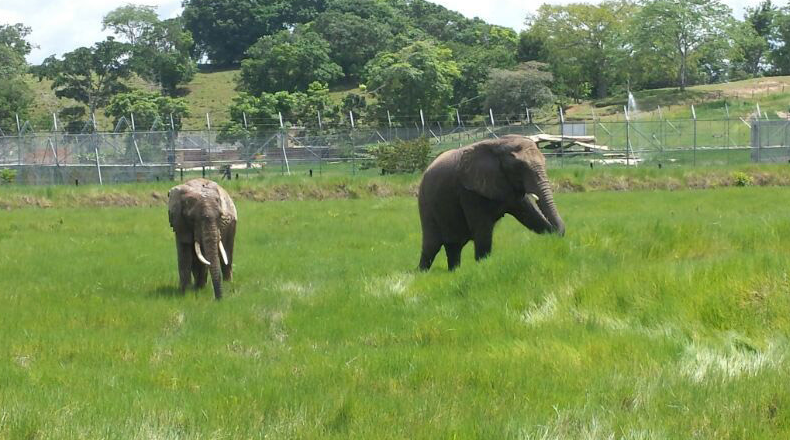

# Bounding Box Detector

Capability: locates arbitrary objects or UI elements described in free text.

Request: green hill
[568,76,790,122]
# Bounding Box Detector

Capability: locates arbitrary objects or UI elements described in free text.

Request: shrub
[370,137,432,174]
[732,171,753,187]
[0,168,17,184]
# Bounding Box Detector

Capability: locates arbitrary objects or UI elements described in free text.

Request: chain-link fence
[1,114,788,185]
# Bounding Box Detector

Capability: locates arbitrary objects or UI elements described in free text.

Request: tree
[218,82,338,149]
[105,89,190,130]
[105,90,190,161]
[634,0,732,91]
[363,40,460,121]
[35,38,132,118]
[526,1,635,99]
[0,23,34,130]
[517,30,544,62]
[482,62,554,118]
[771,6,790,74]
[0,23,34,75]
[311,10,393,79]
[103,6,196,96]
[101,4,159,45]
[238,27,342,94]
[728,20,769,79]
[182,0,328,66]
[134,18,197,96]
[0,77,33,132]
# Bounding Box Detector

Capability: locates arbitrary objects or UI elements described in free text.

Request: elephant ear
[167,185,199,230]
[459,142,516,201]
[217,187,237,225]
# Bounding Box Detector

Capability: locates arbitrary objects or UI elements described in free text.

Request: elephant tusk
[528,193,539,202]
[219,240,229,266]
[194,241,211,266]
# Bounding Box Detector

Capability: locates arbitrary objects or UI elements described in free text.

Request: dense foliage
[368,137,432,174]
[105,90,190,131]
[0,24,33,131]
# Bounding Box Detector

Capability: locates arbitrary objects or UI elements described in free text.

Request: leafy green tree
[634,0,732,91]
[517,30,544,62]
[219,82,339,146]
[101,4,158,45]
[482,62,554,118]
[135,18,196,96]
[35,38,132,117]
[182,0,327,66]
[364,40,460,121]
[771,6,790,74]
[728,20,769,79]
[105,89,190,130]
[0,23,34,130]
[238,27,342,94]
[311,10,393,79]
[0,23,34,75]
[103,6,196,96]
[527,1,635,99]
[0,77,33,132]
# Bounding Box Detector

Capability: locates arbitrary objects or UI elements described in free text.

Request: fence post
[279,111,290,175]
[559,107,565,167]
[349,111,356,175]
[169,113,177,180]
[16,113,22,165]
[691,105,697,166]
[52,113,60,168]
[420,109,425,136]
[624,106,630,167]
[725,103,730,165]
[205,113,212,172]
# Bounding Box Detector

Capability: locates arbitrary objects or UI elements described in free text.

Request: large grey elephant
[418,135,564,271]
[168,178,237,299]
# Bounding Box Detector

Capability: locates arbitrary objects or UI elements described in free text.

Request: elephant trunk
[201,223,223,300]
[535,170,565,236]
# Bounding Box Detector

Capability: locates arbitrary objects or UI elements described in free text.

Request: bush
[732,171,753,187]
[370,137,432,174]
[0,168,17,184]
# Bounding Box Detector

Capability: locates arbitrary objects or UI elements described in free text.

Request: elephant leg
[192,256,208,289]
[472,224,494,261]
[176,241,193,292]
[419,237,442,271]
[221,223,236,281]
[445,242,465,271]
[508,198,552,234]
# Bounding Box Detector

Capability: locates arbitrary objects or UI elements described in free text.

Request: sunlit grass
[1,187,790,437]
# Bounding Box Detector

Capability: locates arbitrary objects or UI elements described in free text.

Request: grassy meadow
[1,182,790,438]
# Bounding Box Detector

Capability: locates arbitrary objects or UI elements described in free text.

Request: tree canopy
[238,27,343,95]
[364,40,460,120]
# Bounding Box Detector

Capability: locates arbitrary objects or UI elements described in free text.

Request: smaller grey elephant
[168,178,237,299]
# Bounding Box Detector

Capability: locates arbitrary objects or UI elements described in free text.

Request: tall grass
[1,187,790,438]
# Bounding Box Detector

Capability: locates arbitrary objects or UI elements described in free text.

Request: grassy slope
[1,186,790,437]
[567,76,790,122]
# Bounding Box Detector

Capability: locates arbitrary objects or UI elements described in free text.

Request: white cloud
[0,0,768,64]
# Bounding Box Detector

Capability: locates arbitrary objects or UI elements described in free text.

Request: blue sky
[0,0,768,64]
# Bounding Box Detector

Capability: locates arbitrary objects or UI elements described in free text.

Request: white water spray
[627,91,639,115]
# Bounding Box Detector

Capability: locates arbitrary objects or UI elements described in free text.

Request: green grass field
[2,184,790,438]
